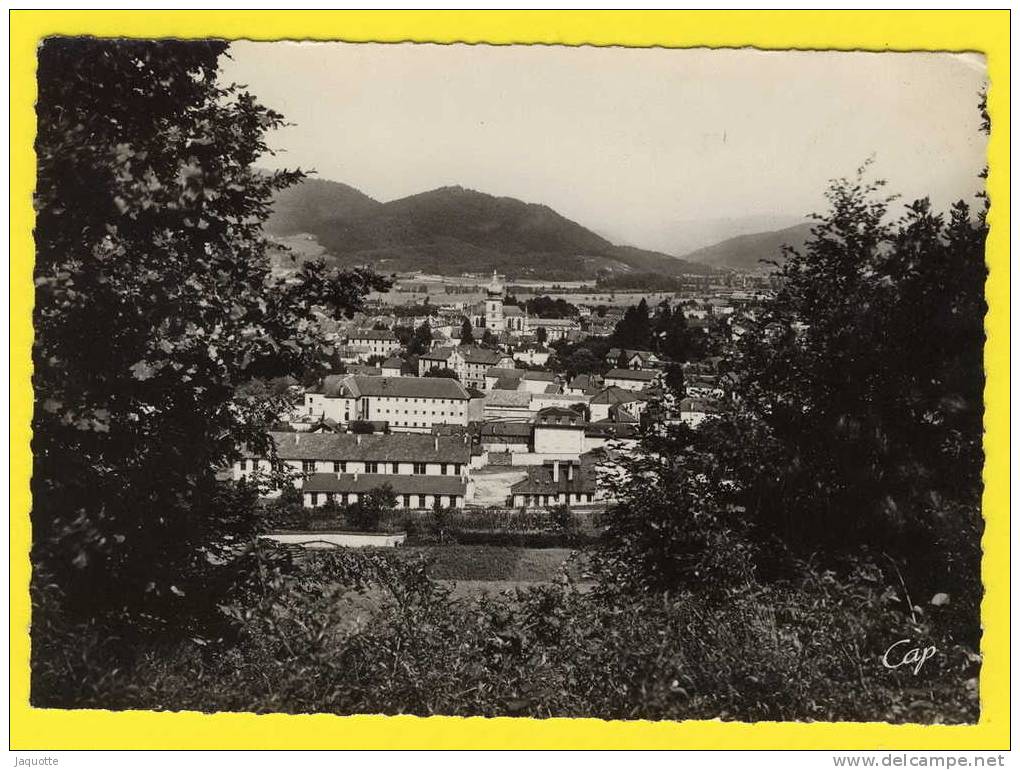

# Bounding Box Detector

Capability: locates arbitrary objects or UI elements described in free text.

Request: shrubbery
[32,545,979,722]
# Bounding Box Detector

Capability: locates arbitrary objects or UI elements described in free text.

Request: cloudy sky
[221,42,987,254]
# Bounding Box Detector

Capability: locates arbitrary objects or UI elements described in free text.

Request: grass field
[400,545,589,598]
[411,545,579,579]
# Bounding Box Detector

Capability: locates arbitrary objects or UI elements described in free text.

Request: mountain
[264,178,381,236]
[660,214,811,256]
[680,223,814,272]
[265,180,715,280]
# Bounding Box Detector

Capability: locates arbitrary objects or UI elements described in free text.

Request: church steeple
[485,269,504,297]
[484,271,504,332]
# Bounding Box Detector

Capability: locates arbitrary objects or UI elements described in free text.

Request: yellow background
[9,10,1010,750]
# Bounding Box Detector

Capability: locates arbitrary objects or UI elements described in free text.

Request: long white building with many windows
[234,431,473,508]
[303,374,471,432]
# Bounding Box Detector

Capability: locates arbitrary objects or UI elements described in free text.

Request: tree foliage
[610,298,653,350]
[32,38,389,626]
[524,295,579,318]
[730,165,986,559]
[408,320,433,356]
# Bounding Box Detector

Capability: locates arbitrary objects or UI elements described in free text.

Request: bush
[31,545,980,723]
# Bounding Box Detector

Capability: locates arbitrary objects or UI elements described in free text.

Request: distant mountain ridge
[265,177,381,236]
[264,178,716,280]
[677,223,814,272]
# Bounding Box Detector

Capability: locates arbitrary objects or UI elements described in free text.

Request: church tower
[484,270,504,332]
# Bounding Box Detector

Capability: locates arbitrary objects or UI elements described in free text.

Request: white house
[519,370,559,394]
[588,386,653,423]
[532,406,586,457]
[380,357,404,377]
[527,317,581,342]
[419,345,514,389]
[603,368,660,392]
[508,459,596,508]
[346,329,401,360]
[512,344,550,367]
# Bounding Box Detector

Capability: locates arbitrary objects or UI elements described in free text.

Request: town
[234,267,769,526]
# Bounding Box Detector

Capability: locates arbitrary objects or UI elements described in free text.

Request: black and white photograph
[30,37,989,725]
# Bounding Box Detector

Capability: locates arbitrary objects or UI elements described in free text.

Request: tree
[659,309,691,363]
[664,364,685,397]
[524,295,579,318]
[482,329,499,347]
[460,317,475,344]
[598,424,758,594]
[535,326,548,345]
[345,485,396,532]
[424,367,459,379]
[725,161,986,574]
[611,299,652,350]
[408,320,433,356]
[31,39,389,627]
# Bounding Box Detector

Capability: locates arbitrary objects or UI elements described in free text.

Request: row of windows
[238,460,463,475]
[517,493,591,505]
[380,409,461,416]
[375,397,462,404]
[308,492,461,508]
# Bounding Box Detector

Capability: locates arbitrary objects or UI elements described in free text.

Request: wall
[261,532,407,548]
[363,395,468,430]
[533,425,585,456]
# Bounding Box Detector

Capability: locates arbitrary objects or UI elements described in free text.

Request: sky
[220,42,988,254]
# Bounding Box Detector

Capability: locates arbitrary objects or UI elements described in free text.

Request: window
[413,463,426,475]
[365,461,379,473]
[302,460,315,473]
[414,495,422,508]
[392,462,399,474]
[333,461,346,473]
[454,463,462,475]
[403,495,412,508]
[441,464,448,475]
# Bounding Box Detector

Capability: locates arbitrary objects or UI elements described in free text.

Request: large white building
[303,375,471,432]
[234,431,473,508]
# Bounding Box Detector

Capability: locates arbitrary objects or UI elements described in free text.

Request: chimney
[566,463,574,481]
[552,460,560,483]
[434,435,439,451]
[356,434,361,445]
[294,433,300,445]
[353,471,359,482]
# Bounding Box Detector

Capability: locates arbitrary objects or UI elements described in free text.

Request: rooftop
[510,464,596,495]
[484,389,533,408]
[247,431,472,463]
[349,375,470,401]
[605,368,659,381]
[589,386,654,405]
